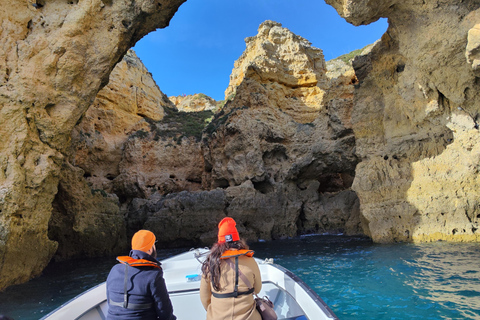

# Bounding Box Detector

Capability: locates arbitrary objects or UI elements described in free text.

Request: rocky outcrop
[71,50,172,193]
[51,49,203,259]
[68,50,210,242]
[225,21,329,124]
[48,161,125,261]
[170,93,219,112]
[326,0,480,242]
[195,21,362,239]
[134,180,361,248]
[0,0,186,290]
[65,21,362,247]
[209,21,357,186]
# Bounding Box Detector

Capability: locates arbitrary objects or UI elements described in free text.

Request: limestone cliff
[170,93,219,112]
[66,50,211,244]
[0,0,186,290]
[194,21,361,240]
[49,49,194,260]
[326,0,480,242]
[225,21,328,124]
[65,21,361,247]
[71,50,171,194]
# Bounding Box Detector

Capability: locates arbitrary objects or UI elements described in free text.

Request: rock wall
[326,0,480,242]
[64,21,362,249]
[0,0,186,290]
[71,50,171,194]
[48,161,125,261]
[66,50,210,245]
[194,21,362,240]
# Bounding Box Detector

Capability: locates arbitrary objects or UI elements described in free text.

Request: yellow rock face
[201,21,361,239]
[225,21,329,124]
[466,23,480,77]
[70,50,206,200]
[345,2,480,243]
[0,0,186,290]
[71,50,171,188]
[170,93,219,112]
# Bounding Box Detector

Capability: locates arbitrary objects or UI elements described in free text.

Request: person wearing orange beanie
[106,230,176,320]
[200,217,262,320]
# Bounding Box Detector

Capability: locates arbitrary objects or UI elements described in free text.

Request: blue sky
[133,0,388,101]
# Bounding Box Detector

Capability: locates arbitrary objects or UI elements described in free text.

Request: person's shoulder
[109,262,124,273]
[238,254,257,265]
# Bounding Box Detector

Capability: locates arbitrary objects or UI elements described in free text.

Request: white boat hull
[41,249,338,320]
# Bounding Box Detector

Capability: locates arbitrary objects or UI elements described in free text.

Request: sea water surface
[0,235,479,320]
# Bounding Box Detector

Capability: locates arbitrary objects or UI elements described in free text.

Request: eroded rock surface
[195,21,362,239]
[327,0,480,242]
[0,0,186,290]
[3,0,480,292]
[68,50,210,242]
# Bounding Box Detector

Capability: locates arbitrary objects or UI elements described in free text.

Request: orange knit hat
[218,217,240,243]
[131,230,156,252]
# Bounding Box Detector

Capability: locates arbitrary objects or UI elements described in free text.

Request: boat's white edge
[266,262,339,319]
[40,282,107,320]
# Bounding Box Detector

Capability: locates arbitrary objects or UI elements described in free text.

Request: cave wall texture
[0,0,186,290]
[325,0,480,242]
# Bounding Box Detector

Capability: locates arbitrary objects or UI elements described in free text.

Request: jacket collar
[130,250,159,264]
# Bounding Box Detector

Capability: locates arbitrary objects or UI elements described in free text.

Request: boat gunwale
[266,262,339,320]
[40,282,106,320]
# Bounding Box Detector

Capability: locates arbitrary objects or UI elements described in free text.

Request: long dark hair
[201,239,249,291]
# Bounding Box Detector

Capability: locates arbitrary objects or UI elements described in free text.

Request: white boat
[41,248,339,320]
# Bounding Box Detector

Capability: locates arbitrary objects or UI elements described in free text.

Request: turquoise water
[1,236,479,319]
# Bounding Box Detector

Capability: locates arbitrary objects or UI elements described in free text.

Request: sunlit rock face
[170,93,219,112]
[67,50,209,243]
[0,0,186,290]
[466,23,480,77]
[69,50,205,198]
[51,50,196,260]
[326,0,480,242]
[71,50,170,193]
[3,0,479,293]
[225,21,328,124]
[195,21,362,240]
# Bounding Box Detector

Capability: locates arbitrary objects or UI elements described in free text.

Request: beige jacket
[200,254,262,320]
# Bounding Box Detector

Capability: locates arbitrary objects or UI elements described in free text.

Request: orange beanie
[131,230,156,252]
[218,217,240,243]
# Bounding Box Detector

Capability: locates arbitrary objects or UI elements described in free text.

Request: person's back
[106,230,176,320]
[200,217,262,320]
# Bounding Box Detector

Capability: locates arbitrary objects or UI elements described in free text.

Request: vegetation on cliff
[141,107,214,143]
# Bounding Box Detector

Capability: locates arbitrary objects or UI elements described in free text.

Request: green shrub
[91,189,108,197]
[145,108,214,142]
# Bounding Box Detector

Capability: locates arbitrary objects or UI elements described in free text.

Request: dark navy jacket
[106,250,176,320]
